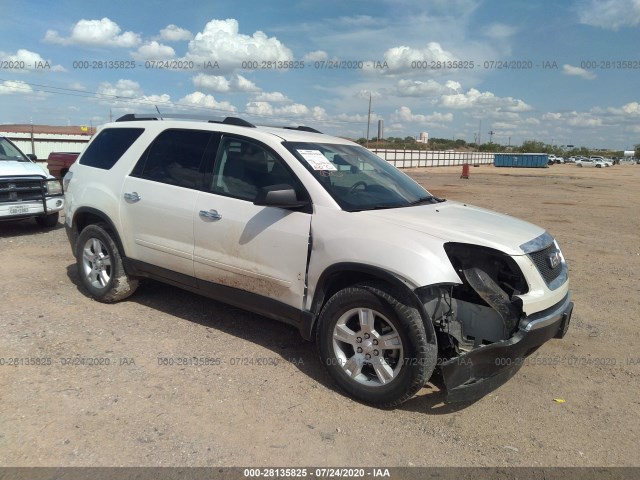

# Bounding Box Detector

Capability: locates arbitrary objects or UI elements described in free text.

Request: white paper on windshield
[297,149,337,171]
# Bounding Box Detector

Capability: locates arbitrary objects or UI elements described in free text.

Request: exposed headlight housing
[46,179,63,195]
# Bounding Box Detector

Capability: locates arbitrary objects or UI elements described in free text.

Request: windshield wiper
[408,195,446,206]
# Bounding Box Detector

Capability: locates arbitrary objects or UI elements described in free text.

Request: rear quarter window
[79,128,144,170]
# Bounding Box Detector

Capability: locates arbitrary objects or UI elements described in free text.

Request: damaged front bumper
[440,293,573,403]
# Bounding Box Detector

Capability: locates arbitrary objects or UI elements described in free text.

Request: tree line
[355,136,636,159]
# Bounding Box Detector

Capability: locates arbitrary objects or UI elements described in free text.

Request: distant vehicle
[47,152,80,179]
[576,158,605,168]
[566,157,577,163]
[547,155,557,165]
[590,156,612,167]
[0,135,64,227]
[554,156,565,164]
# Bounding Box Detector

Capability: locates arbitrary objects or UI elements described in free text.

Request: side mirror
[26,153,38,161]
[254,184,308,208]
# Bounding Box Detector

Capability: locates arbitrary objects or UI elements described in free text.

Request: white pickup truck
[0,134,64,227]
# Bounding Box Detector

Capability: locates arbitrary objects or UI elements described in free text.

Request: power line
[0,78,368,127]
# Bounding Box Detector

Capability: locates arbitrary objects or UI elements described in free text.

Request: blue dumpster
[494,153,549,168]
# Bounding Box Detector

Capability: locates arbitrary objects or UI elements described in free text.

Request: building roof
[0,124,96,136]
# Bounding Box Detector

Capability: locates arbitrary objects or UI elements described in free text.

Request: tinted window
[209,136,303,202]
[131,129,217,189]
[79,128,144,170]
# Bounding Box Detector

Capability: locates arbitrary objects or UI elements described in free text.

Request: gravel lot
[0,164,638,467]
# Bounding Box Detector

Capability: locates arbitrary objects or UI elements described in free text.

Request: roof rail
[115,113,255,128]
[214,117,256,128]
[282,126,323,134]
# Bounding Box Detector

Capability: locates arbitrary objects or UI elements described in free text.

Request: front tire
[35,212,59,228]
[316,283,436,407]
[75,223,138,303]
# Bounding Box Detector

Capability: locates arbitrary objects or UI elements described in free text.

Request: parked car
[590,156,612,167]
[554,156,565,164]
[0,134,64,227]
[47,152,80,179]
[576,157,605,168]
[64,114,573,407]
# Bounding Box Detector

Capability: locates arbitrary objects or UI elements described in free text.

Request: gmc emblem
[548,251,561,269]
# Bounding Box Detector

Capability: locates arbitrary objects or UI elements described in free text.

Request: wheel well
[71,209,126,258]
[305,265,418,340]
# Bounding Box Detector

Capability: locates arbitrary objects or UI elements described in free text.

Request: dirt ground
[0,163,638,467]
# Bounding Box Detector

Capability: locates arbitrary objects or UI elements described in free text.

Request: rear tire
[316,283,436,407]
[75,223,138,303]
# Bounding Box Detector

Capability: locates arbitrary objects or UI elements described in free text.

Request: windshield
[0,137,29,162]
[284,142,439,211]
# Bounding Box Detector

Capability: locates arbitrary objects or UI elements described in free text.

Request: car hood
[362,200,545,256]
[0,161,49,178]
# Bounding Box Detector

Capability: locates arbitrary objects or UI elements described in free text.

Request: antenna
[155,105,163,120]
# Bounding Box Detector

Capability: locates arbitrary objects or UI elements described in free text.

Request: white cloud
[193,74,231,92]
[484,23,518,39]
[97,79,143,99]
[303,50,328,62]
[245,101,328,121]
[567,116,603,127]
[160,24,193,42]
[394,79,461,97]
[274,103,310,117]
[44,18,141,48]
[542,110,603,128]
[0,49,65,72]
[440,88,532,112]
[381,42,457,73]
[253,91,291,102]
[542,112,563,121]
[192,73,260,92]
[562,64,596,80]
[233,74,260,92]
[179,92,237,112]
[577,0,640,29]
[622,101,640,114]
[312,106,328,121]
[335,112,379,122]
[0,80,33,95]
[186,19,293,71]
[246,101,274,116]
[131,41,176,61]
[391,106,453,123]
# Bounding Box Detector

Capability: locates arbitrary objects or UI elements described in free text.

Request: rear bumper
[440,294,573,403]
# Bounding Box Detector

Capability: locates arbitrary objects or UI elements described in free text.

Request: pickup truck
[0,135,64,227]
[47,152,80,179]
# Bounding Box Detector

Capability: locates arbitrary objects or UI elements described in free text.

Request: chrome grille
[528,243,563,285]
[0,177,45,204]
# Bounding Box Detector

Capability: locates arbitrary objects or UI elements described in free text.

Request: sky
[1,0,639,150]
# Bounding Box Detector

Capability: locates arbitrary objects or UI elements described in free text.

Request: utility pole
[30,118,35,155]
[478,120,482,146]
[488,130,495,143]
[366,92,372,148]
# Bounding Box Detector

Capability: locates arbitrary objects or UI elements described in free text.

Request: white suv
[64,114,573,407]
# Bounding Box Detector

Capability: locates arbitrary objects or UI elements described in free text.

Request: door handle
[124,192,141,202]
[199,209,222,221]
